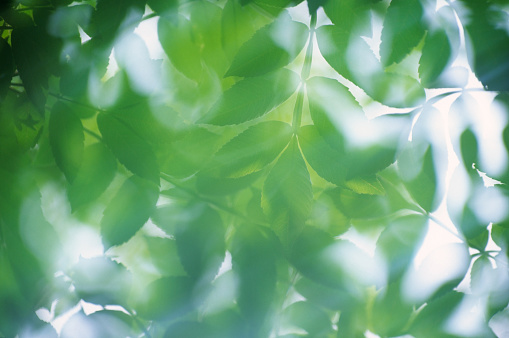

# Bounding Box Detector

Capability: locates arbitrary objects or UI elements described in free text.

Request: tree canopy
[1,0,509,337]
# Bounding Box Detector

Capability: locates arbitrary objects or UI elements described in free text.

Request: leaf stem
[48,92,103,113]
[291,12,317,132]
[83,127,102,141]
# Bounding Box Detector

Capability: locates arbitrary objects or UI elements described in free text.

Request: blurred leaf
[60,310,137,338]
[199,68,299,125]
[231,224,277,336]
[327,187,389,220]
[398,144,438,212]
[207,121,292,178]
[135,276,194,321]
[147,0,177,15]
[160,127,223,178]
[307,190,349,237]
[49,102,84,182]
[225,14,308,77]
[175,203,225,283]
[71,257,132,307]
[460,1,509,91]
[344,176,384,195]
[375,214,428,281]
[221,0,274,61]
[409,291,464,337]
[299,125,347,185]
[101,176,159,248]
[67,142,116,211]
[281,301,332,335]
[419,29,452,87]
[196,172,261,196]
[380,0,425,66]
[294,276,353,310]
[460,128,478,172]
[323,0,371,33]
[262,137,313,250]
[0,38,14,98]
[144,236,187,277]
[164,321,210,338]
[371,282,413,337]
[97,112,160,184]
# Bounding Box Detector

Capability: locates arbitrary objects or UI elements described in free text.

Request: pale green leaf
[380,0,425,66]
[199,68,300,125]
[207,121,292,178]
[262,137,312,249]
[67,142,117,211]
[344,176,385,195]
[101,176,159,248]
[225,14,308,77]
[49,102,84,182]
[97,112,159,184]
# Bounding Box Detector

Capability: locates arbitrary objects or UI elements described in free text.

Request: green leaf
[323,0,371,33]
[144,236,187,276]
[294,276,353,310]
[262,137,313,250]
[398,144,438,212]
[207,121,292,178]
[199,68,300,125]
[308,190,349,237]
[158,15,203,81]
[460,128,479,171]
[60,310,136,338]
[344,176,385,195]
[71,257,132,306]
[164,321,210,338]
[225,14,308,77]
[306,76,354,150]
[327,187,389,219]
[460,2,509,91]
[380,0,425,66]
[371,281,413,337]
[67,142,116,211]
[49,102,84,182]
[175,203,225,283]
[147,0,177,15]
[299,125,347,185]
[231,224,277,336]
[100,176,159,248]
[419,29,452,87]
[97,112,160,184]
[196,172,261,195]
[280,301,333,335]
[134,276,194,321]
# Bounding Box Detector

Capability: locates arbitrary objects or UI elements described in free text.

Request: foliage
[1,0,509,337]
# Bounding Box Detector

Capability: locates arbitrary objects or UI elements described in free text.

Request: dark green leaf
[262,137,313,250]
[299,124,347,185]
[207,121,292,178]
[133,276,194,321]
[147,0,177,15]
[460,128,478,171]
[49,102,84,182]
[419,29,452,87]
[97,112,160,184]
[0,38,14,98]
[225,15,308,77]
[71,257,132,306]
[175,203,225,282]
[67,142,116,211]
[231,224,277,336]
[460,2,509,91]
[323,0,371,33]
[371,282,413,337]
[380,0,425,66]
[100,176,159,248]
[199,68,300,125]
[164,321,210,338]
